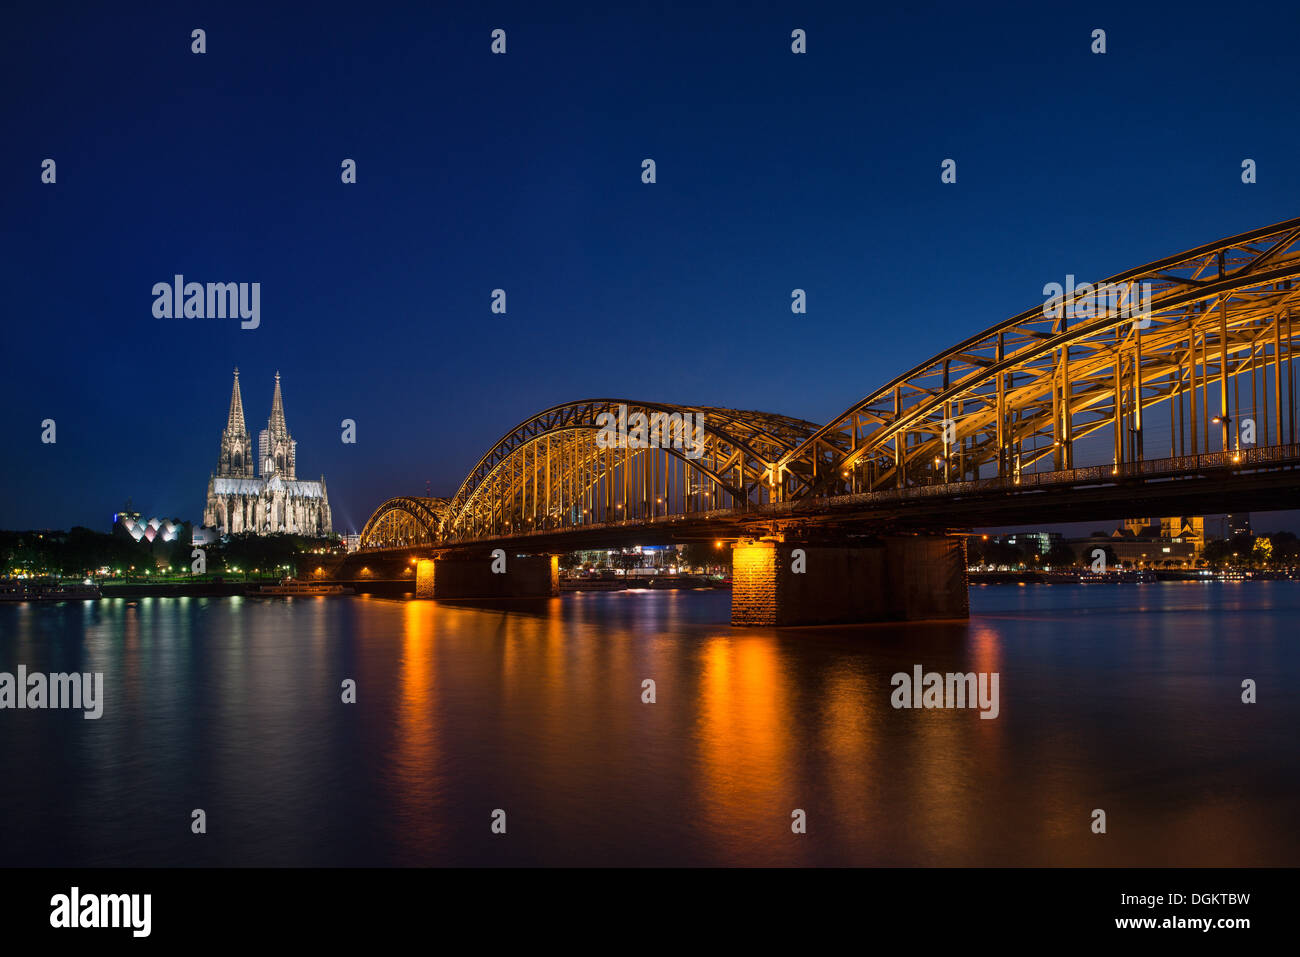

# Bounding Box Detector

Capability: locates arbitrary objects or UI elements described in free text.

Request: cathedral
[203,369,332,537]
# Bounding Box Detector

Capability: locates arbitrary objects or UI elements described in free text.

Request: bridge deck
[357,443,1300,555]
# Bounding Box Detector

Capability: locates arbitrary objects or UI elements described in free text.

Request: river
[1,582,1295,866]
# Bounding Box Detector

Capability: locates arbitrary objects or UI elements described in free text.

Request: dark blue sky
[4,1,1298,534]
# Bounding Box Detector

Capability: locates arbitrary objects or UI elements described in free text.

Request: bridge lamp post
[1211,416,1238,460]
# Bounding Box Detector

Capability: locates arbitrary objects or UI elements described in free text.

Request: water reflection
[387,600,444,859]
[0,583,1297,866]
[695,635,796,862]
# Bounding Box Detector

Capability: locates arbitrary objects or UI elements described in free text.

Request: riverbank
[560,575,729,592]
[22,571,1295,600]
[99,580,412,599]
[969,569,1295,584]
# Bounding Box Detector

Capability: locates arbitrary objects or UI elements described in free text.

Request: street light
[1211,414,1233,454]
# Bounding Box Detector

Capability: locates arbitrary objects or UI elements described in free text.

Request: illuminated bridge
[356,217,1300,624]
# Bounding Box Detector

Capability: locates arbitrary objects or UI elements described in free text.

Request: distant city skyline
[986,514,1276,541]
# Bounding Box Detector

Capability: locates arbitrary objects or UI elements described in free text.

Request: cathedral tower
[216,368,254,478]
[259,371,297,479]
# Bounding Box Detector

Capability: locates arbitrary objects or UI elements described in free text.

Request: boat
[643,575,714,589]
[248,580,355,596]
[559,578,627,591]
[0,579,101,601]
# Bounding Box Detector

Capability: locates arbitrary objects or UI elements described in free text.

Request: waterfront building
[1120,515,1206,558]
[1000,531,1063,555]
[1070,526,1197,566]
[113,514,183,544]
[1124,517,1154,536]
[1160,516,1205,557]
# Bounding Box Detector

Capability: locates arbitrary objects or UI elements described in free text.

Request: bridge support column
[417,553,559,600]
[730,536,969,627]
[415,559,437,599]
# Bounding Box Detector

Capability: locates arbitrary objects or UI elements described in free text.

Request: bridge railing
[832,442,1300,506]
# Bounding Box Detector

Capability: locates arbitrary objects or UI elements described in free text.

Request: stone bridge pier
[415,552,559,600]
[730,535,969,627]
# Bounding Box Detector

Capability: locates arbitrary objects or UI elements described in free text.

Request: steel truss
[773,216,1300,498]
[358,496,449,548]
[437,400,827,543]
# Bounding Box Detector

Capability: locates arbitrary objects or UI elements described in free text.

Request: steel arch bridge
[774,215,1300,500]
[436,401,830,544]
[358,497,449,548]
[360,216,1300,550]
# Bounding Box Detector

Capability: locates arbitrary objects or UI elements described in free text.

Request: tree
[1270,531,1299,567]
[1079,543,1118,571]
[682,542,729,572]
[612,548,642,575]
[1201,538,1232,567]
[1043,542,1077,568]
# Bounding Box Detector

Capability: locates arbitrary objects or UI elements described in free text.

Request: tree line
[968,532,1299,569]
[0,527,341,579]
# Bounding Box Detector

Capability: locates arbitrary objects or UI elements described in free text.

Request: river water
[1,583,1295,866]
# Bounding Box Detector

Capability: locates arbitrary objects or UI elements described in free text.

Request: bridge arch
[776,216,1300,497]
[358,496,449,549]
[437,399,827,543]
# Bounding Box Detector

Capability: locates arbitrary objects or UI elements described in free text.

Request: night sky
[4,1,1299,534]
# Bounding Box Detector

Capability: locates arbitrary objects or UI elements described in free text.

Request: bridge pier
[415,559,436,598]
[730,536,969,627]
[415,553,559,600]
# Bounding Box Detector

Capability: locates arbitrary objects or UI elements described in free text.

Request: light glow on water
[0,583,1296,866]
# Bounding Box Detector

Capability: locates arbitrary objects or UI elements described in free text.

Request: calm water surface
[1,583,1296,866]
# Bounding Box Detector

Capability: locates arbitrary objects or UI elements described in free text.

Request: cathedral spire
[226,367,247,435]
[259,372,297,479]
[216,367,254,478]
[268,370,288,437]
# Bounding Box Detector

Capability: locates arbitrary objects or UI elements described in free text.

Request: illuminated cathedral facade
[203,369,332,537]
